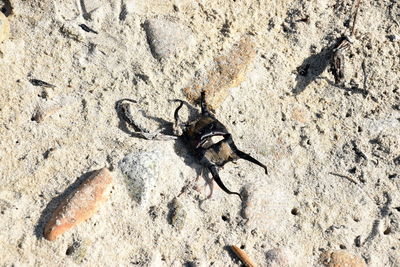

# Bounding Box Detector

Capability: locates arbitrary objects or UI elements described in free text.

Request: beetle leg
[208,165,242,200]
[233,149,268,175]
[116,99,177,140]
[200,156,242,200]
[206,176,214,199]
[116,99,146,133]
[171,99,184,127]
[169,99,191,136]
[195,167,203,182]
[200,91,213,117]
[225,135,269,175]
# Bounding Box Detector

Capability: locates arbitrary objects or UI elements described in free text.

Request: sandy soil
[1,0,399,266]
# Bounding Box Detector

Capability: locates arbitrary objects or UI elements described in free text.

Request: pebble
[32,96,74,122]
[320,250,366,267]
[183,36,256,110]
[265,248,288,267]
[32,105,62,123]
[118,149,162,206]
[0,0,13,16]
[0,11,10,43]
[66,240,90,263]
[43,168,113,241]
[387,34,400,42]
[143,18,196,60]
[168,197,186,231]
[241,183,293,232]
[291,107,309,124]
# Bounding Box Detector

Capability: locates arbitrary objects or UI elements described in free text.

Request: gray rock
[143,18,196,60]
[119,149,162,206]
[265,248,288,267]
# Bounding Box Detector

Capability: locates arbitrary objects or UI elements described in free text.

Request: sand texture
[0,0,399,266]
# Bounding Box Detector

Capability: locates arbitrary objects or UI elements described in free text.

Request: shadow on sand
[293,37,350,95]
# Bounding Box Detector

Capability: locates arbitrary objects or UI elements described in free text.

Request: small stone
[320,250,366,267]
[119,149,162,206]
[0,11,10,43]
[0,0,13,16]
[291,108,309,124]
[66,240,90,263]
[183,36,256,110]
[387,34,400,42]
[167,197,186,230]
[265,248,288,267]
[43,168,113,241]
[0,199,12,214]
[32,105,62,123]
[32,96,73,122]
[143,18,196,60]
[60,23,84,42]
[241,183,293,232]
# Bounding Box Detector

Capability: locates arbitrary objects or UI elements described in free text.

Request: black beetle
[116,92,268,200]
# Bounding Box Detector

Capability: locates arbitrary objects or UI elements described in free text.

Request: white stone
[143,18,196,60]
[119,149,162,206]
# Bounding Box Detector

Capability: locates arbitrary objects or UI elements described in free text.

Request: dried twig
[329,172,358,185]
[79,24,98,34]
[351,0,362,37]
[328,172,375,203]
[361,59,368,90]
[230,245,256,267]
[29,79,56,88]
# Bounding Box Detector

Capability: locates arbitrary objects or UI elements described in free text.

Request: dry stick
[361,59,368,91]
[230,245,256,267]
[351,0,362,37]
[328,172,358,185]
[328,172,375,203]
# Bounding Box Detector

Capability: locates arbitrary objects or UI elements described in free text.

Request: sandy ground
[0,0,399,266]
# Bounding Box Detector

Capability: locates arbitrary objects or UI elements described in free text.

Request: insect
[116,92,268,200]
[330,36,352,86]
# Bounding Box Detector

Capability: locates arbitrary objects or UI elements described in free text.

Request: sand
[0,0,399,266]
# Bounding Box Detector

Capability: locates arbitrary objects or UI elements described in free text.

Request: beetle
[116,92,268,200]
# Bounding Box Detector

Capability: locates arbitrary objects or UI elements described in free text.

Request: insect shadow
[293,36,344,95]
[34,170,96,239]
[320,77,368,96]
